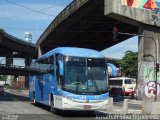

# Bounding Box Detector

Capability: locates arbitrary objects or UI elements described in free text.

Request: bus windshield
[63,56,108,95]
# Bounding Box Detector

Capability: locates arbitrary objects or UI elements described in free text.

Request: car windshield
[63,56,108,95]
[109,80,123,86]
[125,79,132,84]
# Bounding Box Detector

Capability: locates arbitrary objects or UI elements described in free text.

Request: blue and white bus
[29,47,109,112]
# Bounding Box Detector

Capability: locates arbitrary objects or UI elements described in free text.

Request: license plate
[83,105,91,109]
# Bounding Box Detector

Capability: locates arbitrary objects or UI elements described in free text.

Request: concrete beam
[104,0,160,27]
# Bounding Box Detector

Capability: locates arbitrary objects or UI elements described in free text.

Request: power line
[0,5,56,19]
[4,0,124,24]
[5,0,54,16]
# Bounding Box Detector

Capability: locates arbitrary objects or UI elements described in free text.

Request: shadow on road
[111,95,130,102]
[32,102,108,118]
[0,91,29,101]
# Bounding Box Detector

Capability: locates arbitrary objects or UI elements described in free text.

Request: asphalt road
[0,89,143,120]
[112,96,142,110]
[0,89,107,120]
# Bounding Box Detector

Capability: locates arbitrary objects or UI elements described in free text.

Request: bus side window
[47,56,54,73]
[43,56,54,73]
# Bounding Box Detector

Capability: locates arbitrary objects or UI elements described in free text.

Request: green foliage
[118,51,138,78]
[0,75,6,81]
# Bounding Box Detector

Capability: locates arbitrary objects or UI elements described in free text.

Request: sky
[0,0,138,61]
[102,36,138,59]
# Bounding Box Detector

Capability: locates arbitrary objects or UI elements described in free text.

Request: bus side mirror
[58,60,64,76]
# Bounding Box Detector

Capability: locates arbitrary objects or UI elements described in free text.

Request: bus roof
[37,47,105,61]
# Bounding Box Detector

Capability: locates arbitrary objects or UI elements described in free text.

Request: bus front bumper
[61,97,110,111]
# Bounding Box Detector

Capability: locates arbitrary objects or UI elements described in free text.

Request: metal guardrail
[0,64,48,75]
[0,64,25,69]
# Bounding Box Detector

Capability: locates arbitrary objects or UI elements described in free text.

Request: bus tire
[50,94,58,114]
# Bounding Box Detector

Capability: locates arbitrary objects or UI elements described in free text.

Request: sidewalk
[102,106,142,114]
[102,99,142,114]
[5,89,29,97]
[22,90,29,96]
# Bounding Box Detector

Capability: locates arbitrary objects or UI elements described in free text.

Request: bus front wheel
[50,95,58,114]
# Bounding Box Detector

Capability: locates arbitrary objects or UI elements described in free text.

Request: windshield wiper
[76,74,80,94]
[90,72,100,95]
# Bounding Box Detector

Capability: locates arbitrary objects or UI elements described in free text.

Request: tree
[0,75,7,83]
[118,51,138,78]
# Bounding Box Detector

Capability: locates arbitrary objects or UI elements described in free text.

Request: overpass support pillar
[25,57,32,67]
[5,54,13,86]
[38,46,44,57]
[25,57,32,88]
[5,55,13,67]
[138,25,160,113]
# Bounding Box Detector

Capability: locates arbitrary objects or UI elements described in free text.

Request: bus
[109,77,136,96]
[29,47,109,112]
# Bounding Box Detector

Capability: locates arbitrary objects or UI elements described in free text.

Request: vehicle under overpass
[0,0,160,113]
[35,0,160,113]
[0,30,36,68]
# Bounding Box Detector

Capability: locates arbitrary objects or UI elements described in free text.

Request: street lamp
[116,31,158,101]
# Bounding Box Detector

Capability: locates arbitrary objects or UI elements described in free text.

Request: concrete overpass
[0,30,36,87]
[36,0,160,112]
[36,0,138,56]
[0,29,35,58]
[0,0,159,113]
